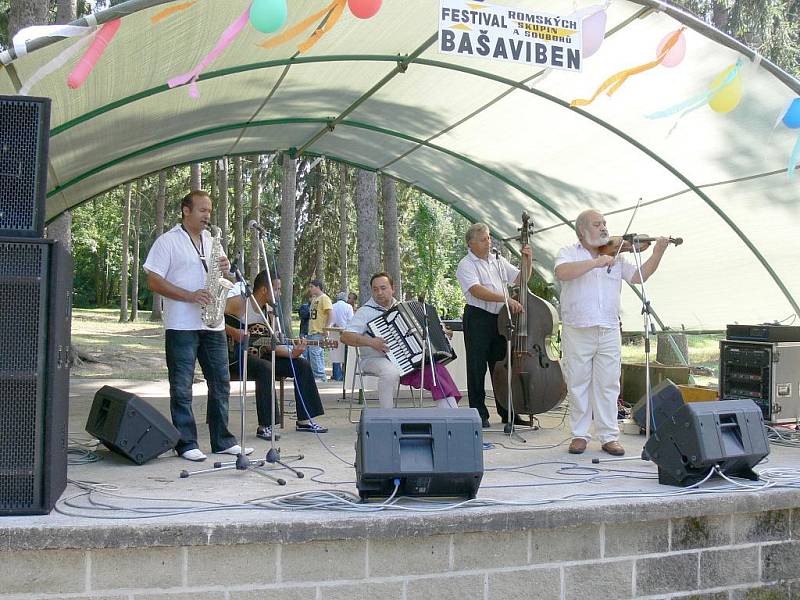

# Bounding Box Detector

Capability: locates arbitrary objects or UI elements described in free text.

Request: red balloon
[348,0,382,19]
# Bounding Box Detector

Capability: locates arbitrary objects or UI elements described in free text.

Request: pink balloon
[348,0,382,19]
[581,9,607,59]
[657,30,686,68]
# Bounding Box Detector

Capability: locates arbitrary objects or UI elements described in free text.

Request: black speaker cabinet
[355,408,483,500]
[87,386,179,465]
[644,399,769,487]
[632,379,685,431]
[0,95,50,238]
[0,238,72,515]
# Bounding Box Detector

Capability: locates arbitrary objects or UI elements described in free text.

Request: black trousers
[232,353,324,426]
[462,304,509,421]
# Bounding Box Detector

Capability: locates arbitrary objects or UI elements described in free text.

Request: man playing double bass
[555,209,670,456]
[456,223,533,428]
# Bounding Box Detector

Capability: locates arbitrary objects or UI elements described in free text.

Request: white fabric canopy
[2,0,798,329]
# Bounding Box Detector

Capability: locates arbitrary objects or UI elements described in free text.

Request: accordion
[366,302,457,375]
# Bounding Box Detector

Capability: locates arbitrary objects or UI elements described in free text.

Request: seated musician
[341,272,460,410]
[225,270,328,439]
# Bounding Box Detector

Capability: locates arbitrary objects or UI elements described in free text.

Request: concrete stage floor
[4,376,799,532]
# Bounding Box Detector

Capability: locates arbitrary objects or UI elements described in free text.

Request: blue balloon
[782,98,800,129]
[250,0,288,34]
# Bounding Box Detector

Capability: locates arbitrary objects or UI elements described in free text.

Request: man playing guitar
[225,270,329,439]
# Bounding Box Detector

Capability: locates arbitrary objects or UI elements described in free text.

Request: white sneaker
[179,448,207,462]
[217,445,253,456]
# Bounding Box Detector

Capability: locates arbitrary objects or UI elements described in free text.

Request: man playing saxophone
[144,190,251,462]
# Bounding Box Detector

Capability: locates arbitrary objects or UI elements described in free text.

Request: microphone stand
[416,293,437,408]
[492,248,524,443]
[180,259,282,483]
[252,224,305,479]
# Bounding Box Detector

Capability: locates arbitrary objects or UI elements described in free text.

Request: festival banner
[438,0,582,72]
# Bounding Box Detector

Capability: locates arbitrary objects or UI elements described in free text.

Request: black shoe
[502,415,533,427]
[256,426,280,441]
[481,419,491,428]
[296,421,328,433]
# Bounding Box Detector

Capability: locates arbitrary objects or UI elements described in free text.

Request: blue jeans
[165,329,237,454]
[332,362,343,381]
[303,333,326,380]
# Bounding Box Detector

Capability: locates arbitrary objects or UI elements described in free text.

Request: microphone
[229,256,245,283]
[491,247,500,257]
[248,220,267,235]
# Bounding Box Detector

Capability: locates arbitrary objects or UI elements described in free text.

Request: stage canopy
[2,0,798,330]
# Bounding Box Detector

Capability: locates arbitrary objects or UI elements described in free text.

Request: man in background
[305,279,333,381]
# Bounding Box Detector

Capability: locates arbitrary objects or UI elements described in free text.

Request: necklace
[181,224,207,272]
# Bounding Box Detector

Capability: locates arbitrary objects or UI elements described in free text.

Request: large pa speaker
[0,238,72,515]
[632,379,685,431]
[355,408,483,500]
[0,95,50,238]
[86,386,179,465]
[644,399,769,487]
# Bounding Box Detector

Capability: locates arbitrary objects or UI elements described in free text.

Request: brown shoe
[601,441,625,456]
[568,438,587,454]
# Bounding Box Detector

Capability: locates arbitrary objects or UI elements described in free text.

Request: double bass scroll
[492,213,567,417]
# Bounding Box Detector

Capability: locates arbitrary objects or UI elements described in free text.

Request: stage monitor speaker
[0,238,72,515]
[355,408,483,500]
[644,399,769,487]
[0,95,50,238]
[632,379,685,431]
[86,386,179,465]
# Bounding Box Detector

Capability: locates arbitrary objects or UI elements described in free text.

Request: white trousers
[562,325,621,443]
[359,355,401,409]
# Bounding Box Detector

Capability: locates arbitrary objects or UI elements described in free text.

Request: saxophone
[201,226,234,328]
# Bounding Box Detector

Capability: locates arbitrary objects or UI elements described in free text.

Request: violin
[597,235,683,257]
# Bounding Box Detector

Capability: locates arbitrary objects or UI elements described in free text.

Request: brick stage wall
[0,508,798,600]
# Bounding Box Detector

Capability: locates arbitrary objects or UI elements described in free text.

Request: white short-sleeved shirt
[455,250,520,315]
[555,242,636,329]
[226,281,268,326]
[345,297,396,360]
[143,224,227,331]
[331,300,354,328]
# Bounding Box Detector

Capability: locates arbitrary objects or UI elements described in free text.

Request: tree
[278,154,297,333]
[190,162,202,190]
[150,169,167,321]
[217,158,230,253]
[338,163,349,295]
[233,156,244,264]
[55,0,76,24]
[129,180,142,321]
[355,169,380,303]
[248,155,262,279]
[8,0,48,38]
[119,182,132,322]
[381,174,402,299]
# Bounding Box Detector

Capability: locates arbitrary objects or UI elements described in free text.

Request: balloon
[782,98,800,129]
[249,0,287,34]
[348,0,382,20]
[657,30,686,68]
[581,9,606,59]
[709,65,742,113]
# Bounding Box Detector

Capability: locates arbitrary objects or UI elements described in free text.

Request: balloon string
[570,27,685,108]
[150,1,197,24]
[788,133,800,178]
[258,0,346,54]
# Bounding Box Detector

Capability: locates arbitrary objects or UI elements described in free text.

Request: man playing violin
[225,269,328,440]
[555,209,670,456]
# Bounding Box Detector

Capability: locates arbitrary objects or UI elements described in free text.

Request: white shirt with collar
[345,297,397,360]
[555,242,636,329]
[455,249,520,315]
[143,224,227,331]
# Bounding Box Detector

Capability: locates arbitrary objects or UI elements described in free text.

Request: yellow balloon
[708,64,742,113]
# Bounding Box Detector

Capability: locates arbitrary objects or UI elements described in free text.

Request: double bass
[492,213,567,418]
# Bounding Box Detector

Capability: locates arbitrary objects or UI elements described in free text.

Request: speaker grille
[0,96,49,236]
[0,241,47,510]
